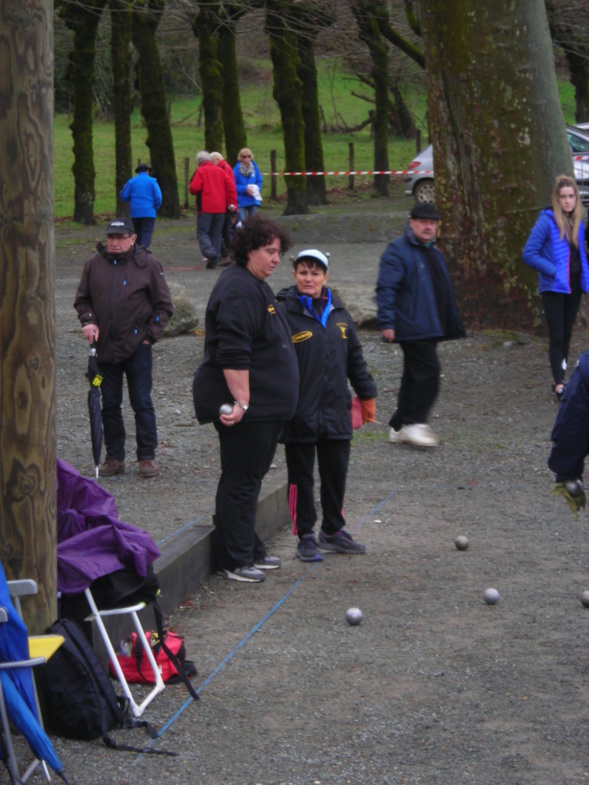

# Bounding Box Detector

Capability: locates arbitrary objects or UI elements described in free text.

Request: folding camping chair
[0,580,65,784]
[83,588,165,718]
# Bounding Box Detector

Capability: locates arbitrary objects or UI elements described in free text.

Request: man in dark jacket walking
[74,217,173,478]
[278,249,377,562]
[376,203,465,448]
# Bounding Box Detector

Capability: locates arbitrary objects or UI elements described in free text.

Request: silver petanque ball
[580,590,589,608]
[483,588,500,605]
[346,607,363,626]
[455,535,469,551]
[565,480,583,497]
[219,403,233,416]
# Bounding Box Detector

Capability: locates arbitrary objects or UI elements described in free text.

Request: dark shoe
[297,534,323,562]
[206,258,219,269]
[318,529,366,554]
[99,459,125,477]
[139,459,159,478]
[254,555,281,570]
[224,566,266,583]
[218,257,232,267]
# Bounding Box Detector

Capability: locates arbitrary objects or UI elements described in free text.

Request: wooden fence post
[348,143,354,191]
[270,150,277,201]
[184,157,190,209]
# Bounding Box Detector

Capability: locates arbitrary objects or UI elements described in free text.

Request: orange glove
[360,398,376,424]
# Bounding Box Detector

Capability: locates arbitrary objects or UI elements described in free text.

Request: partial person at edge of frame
[277,248,377,563]
[375,202,465,449]
[192,216,299,584]
[523,174,589,401]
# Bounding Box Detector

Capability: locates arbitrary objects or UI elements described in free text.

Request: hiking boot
[139,459,159,478]
[254,555,281,570]
[318,529,366,555]
[224,566,266,583]
[99,459,125,477]
[297,534,323,562]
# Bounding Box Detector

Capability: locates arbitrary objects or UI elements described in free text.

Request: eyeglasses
[241,154,252,159]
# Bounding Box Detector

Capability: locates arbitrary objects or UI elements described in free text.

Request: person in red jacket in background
[189,151,236,269]
[210,151,238,264]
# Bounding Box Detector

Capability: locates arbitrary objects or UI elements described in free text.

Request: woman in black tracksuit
[278,249,377,563]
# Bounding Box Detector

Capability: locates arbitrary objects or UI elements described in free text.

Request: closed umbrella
[86,343,103,479]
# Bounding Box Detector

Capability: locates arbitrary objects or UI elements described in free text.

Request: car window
[568,132,589,154]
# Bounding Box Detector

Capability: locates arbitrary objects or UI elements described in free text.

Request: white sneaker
[402,423,439,447]
[389,427,408,444]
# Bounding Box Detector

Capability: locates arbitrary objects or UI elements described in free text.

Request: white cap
[295,249,329,269]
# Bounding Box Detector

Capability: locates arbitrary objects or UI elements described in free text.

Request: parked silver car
[405,126,589,204]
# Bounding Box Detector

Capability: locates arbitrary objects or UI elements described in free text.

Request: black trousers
[390,339,440,430]
[286,439,351,538]
[213,420,283,571]
[541,287,583,386]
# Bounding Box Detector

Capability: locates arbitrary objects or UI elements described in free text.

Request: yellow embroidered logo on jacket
[337,322,348,339]
[292,331,313,343]
[267,304,276,315]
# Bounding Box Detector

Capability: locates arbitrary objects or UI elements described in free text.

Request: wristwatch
[234,400,249,412]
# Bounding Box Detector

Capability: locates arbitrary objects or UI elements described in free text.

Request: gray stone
[164,281,199,336]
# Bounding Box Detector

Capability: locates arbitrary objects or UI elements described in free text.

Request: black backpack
[37,619,169,753]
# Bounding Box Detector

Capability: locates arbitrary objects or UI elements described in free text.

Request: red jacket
[189,161,235,213]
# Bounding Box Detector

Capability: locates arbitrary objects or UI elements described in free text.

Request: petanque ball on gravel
[580,590,589,608]
[219,403,233,416]
[346,607,363,626]
[565,480,583,497]
[455,535,469,551]
[483,588,500,605]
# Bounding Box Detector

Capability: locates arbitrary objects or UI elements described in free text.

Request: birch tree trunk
[0,0,57,632]
[419,0,572,327]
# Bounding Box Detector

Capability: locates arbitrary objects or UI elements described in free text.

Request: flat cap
[410,203,441,220]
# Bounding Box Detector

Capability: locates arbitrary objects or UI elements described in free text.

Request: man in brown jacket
[74,218,173,478]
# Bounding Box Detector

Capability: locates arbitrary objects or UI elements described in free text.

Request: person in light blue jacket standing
[523,174,589,400]
[233,148,263,222]
[120,163,162,249]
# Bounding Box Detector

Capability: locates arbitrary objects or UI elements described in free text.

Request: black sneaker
[254,555,281,570]
[297,534,323,562]
[224,566,265,583]
[318,529,366,554]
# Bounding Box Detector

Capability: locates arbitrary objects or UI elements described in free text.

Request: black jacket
[193,265,299,424]
[277,286,377,442]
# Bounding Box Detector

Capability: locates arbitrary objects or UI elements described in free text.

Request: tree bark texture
[351,0,390,196]
[419,0,572,328]
[218,4,248,167]
[110,0,133,216]
[298,35,327,206]
[0,0,57,631]
[132,0,180,218]
[194,1,225,154]
[58,0,107,225]
[266,2,309,215]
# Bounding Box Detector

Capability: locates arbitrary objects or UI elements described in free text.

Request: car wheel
[414,179,435,204]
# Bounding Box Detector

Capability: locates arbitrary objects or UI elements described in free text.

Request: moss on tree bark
[110,0,133,216]
[218,4,248,167]
[194,1,224,154]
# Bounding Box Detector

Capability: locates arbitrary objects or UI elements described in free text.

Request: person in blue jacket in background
[233,148,263,223]
[376,203,465,448]
[523,174,589,400]
[120,163,163,249]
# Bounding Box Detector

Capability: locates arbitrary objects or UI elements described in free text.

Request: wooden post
[416,129,422,154]
[270,150,277,201]
[0,0,57,632]
[184,157,190,209]
[348,142,355,191]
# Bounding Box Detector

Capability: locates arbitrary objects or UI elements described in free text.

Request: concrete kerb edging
[89,473,290,666]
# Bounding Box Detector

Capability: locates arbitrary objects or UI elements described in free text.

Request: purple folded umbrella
[57,459,160,595]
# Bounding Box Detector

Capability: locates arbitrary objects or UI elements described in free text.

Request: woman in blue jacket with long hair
[523,175,589,399]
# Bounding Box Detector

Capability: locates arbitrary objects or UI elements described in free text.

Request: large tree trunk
[132,0,180,218]
[193,1,225,153]
[419,0,572,328]
[58,0,107,225]
[351,0,390,196]
[218,4,248,166]
[266,1,309,215]
[298,35,327,206]
[110,0,133,216]
[0,0,57,632]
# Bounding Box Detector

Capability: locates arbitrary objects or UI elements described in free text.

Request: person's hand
[381,328,395,342]
[246,185,255,195]
[220,404,246,427]
[228,204,237,213]
[360,398,376,424]
[82,324,99,343]
[552,480,587,514]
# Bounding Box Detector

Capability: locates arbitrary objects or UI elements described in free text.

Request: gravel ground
[45,206,589,785]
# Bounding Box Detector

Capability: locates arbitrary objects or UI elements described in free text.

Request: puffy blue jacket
[233,161,263,208]
[549,350,589,480]
[376,226,465,342]
[120,172,162,218]
[522,209,589,294]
